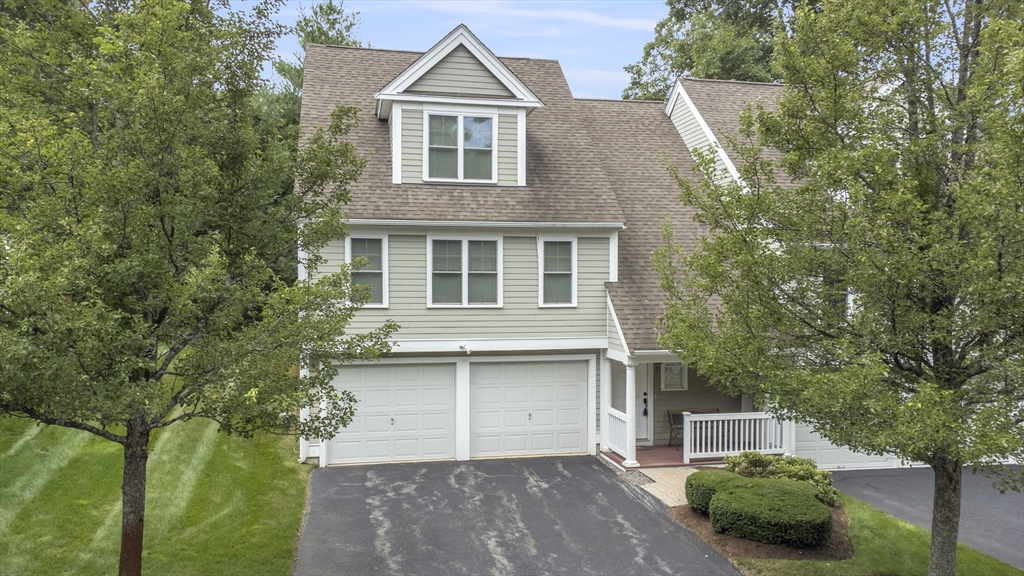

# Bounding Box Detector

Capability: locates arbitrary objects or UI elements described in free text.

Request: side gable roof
[375,25,542,119]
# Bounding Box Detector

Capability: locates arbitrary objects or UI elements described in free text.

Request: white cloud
[416,1,657,32]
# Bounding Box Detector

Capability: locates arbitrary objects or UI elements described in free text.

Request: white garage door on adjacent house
[795,424,897,470]
[470,360,588,458]
[324,363,456,465]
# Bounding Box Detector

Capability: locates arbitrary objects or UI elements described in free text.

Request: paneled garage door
[795,424,897,470]
[325,363,455,465]
[470,360,587,458]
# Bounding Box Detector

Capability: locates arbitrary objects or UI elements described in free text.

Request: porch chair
[667,411,685,450]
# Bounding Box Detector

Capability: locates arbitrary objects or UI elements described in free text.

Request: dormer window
[425,112,496,182]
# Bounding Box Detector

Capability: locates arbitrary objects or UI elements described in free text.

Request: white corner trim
[375,25,543,109]
[674,80,743,184]
[517,108,526,186]
[606,292,630,357]
[391,103,402,184]
[609,231,618,282]
[345,234,389,308]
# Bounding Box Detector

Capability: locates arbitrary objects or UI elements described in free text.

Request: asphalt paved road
[294,456,740,576]
[832,466,1024,569]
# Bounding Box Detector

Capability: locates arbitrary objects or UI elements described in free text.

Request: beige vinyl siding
[497,114,518,185]
[405,45,515,98]
[401,108,423,183]
[607,304,627,356]
[652,366,741,445]
[668,92,733,185]
[328,233,608,339]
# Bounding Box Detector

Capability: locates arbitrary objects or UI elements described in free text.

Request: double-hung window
[425,113,495,182]
[539,238,576,306]
[346,236,387,307]
[429,238,501,307]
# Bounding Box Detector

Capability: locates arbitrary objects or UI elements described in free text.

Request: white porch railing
[606,407,628,458]
[682,412,787,464]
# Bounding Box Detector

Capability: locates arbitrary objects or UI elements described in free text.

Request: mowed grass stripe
[2,421,43,458]
[0,416,312,576]
[0,425,90,534]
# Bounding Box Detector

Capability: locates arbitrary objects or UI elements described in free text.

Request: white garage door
[795,424,897,470]
[325,363,455,465]
[471,360,588,458]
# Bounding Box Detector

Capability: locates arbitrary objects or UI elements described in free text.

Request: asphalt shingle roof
[300,46,786,354]
[301,45,624,224]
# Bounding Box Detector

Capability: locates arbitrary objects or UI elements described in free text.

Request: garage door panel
[326,364,455,465]
[470,360,588,458]
[795,424,897,470]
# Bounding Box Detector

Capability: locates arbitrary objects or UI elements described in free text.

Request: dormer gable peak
[375,24,543,119]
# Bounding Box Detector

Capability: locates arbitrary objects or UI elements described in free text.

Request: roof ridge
[575,97,664,104]
[679,76,784,88]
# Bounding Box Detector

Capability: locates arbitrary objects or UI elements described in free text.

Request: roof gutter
[348,219,626,230]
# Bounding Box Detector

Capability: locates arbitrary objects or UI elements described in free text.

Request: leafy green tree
[256,0,362,149]
[655,0,1023,574]
[0,2,395,575]
[623,0,792,100]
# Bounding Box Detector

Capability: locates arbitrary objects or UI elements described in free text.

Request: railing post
[682,412,692,464]
[783,419,797,455]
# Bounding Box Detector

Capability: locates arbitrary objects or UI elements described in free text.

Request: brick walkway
[640,467,699,507]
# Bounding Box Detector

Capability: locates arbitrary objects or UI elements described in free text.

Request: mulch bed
[668,503,855,561]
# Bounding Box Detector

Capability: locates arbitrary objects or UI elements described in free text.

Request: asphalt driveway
[832,466,1024,569]
[294,456,740,575]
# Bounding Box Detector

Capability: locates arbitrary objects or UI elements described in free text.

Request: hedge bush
[684,469,745,515]
[723,451,840,506]
[708,477,833,548]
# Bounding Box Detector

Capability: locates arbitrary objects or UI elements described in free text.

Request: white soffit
[375,24,543,119]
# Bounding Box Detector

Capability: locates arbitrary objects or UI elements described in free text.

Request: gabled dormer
[376,25,543,186]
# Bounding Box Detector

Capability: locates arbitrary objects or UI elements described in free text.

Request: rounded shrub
[723,451,840,506]
[707,477,833,548]
[685,470,745,515]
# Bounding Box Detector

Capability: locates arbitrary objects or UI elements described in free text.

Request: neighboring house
[297,25,901,471]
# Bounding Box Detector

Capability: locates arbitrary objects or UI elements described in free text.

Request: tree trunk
[118,420,151,576]
[928,457,963,576]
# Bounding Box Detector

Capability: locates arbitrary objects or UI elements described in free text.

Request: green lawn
[736,494,1023,576]
[0,416,312,576]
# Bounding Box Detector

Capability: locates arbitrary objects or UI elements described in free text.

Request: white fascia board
[664,79,681,117]
[632,349,683,363]
[377,94,540,119]
[375,25,543,120]
[390,337,608,354]
[348,218,625,230]
[675,80,743,183]
[606,292,631,357]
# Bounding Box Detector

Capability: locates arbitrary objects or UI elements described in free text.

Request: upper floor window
[539,238,576,307]
[346,236,388,307]
[428,238,502,307]
[426,113,495,182]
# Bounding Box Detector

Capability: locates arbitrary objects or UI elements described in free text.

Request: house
[297,25,900,471]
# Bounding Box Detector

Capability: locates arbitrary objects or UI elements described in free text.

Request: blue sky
[262,0,669,99]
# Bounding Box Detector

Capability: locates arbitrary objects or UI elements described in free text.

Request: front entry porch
[599,352,794,468]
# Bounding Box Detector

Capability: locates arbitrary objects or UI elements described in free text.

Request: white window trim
[427,235,503,308]
[538,237,577,308]
[345,234,389,308]
[422,107,498,184]
[661,362,689,391]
